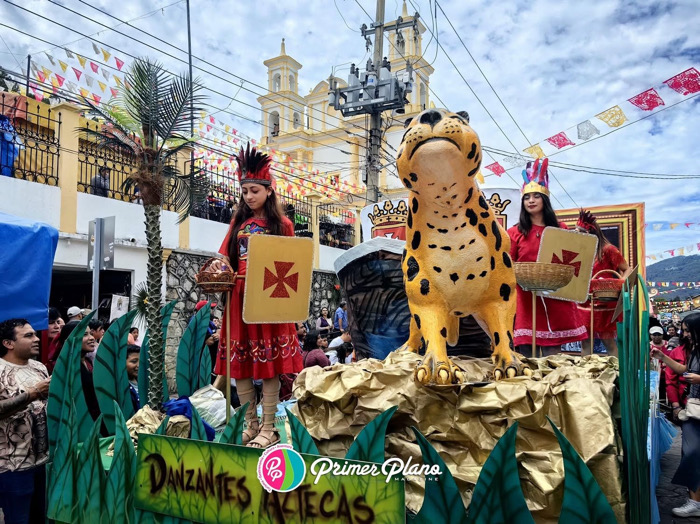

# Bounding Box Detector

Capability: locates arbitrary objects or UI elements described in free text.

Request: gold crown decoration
[368,200,409,227]
[521,157,550,197]
[487,193,512,215]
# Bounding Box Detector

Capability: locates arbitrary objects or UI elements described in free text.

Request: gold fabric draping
[291,352,624,523]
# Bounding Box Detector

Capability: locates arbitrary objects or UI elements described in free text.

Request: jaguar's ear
[404,117,413,128]
[456,111,470,123]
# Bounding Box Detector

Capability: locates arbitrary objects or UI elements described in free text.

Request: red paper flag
[484,162,505,176]
[664,68,700,96]
[52,86,59,94]
[110,87,118,98]
[206,125,212,132]
[628,88,665,111]
[115,57,124,71]
[232,129,237,135]
[90,62,99,73]
[546,132,575,149]
[37,71,46,83]
[72,67,82,80]
[686,222,693,228]
[209,116,215,124]
[91,93,101,104]
[55,74,65,87]
[251,139,256,145]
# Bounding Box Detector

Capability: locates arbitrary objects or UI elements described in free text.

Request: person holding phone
[651,312,700,517]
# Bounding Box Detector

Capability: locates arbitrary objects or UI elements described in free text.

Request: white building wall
[189,217,228,254]
[0,176,61,228]
[319,244,345,272]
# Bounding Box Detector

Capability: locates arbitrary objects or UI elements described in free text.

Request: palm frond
[79,98,133,139]
[162,164,210,224]
[159,137,199,164]
[155,73,207,153]
[131,282,149,323]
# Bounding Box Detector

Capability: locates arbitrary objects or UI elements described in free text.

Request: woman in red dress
[575,209,631,357]
[210,145,302,448]
[507,158,588,354]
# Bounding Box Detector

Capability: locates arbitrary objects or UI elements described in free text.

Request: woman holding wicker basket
[507,158,588,355]
[574,209,631,357]
[207,145,303,448]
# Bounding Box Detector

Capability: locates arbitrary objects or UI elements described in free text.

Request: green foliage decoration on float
[94,309,139,433]
[548,417,617,523]
[286,408,321,455]
[219,401,248,445]
[176,302,211,397]
[346,406,398,463]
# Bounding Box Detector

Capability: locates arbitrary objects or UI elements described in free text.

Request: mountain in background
[646,254,700,300]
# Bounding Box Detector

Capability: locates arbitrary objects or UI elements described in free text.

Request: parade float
[44,109,662,524]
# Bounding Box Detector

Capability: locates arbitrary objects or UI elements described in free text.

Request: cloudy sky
[1,0,699,262]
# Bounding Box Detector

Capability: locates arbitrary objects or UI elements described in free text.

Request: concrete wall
[0,176,61,228]
[189,216,229,254]
[319,244,346,272]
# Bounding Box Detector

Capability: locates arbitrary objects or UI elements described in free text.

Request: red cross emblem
[551,250,582,277]
[263,261,299,298]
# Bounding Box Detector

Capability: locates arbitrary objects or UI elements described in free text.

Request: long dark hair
[303,331,321,351]
[681,312,700,361]
[226,187,285,271]
[517,193,559,235]
[587,221,611,262]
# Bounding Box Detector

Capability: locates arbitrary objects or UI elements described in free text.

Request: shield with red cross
[242,235,314,323]
[537,228,598,303]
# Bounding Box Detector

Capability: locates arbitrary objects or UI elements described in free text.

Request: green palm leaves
[176,302,211,397]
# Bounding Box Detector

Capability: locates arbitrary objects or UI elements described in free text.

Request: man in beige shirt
[0,318,51,524]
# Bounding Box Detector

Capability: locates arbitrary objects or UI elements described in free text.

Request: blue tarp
[0,212,58,329]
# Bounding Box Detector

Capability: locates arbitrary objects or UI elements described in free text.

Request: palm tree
[81,58,208,408]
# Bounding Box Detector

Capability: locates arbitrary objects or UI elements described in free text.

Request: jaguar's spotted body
[397,109,528,384]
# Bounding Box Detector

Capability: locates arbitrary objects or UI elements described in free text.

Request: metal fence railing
[318,203,356,250]
[77,120,176,211]
[1,92,60,185]
[191,165,241,223]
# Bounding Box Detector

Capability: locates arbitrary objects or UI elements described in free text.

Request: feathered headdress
[521,157,549,196]
[236,143,273,186]
[577,209,597,233]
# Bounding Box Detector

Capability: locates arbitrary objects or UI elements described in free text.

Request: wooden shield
[537,228,598,303]
[242,235,314,324]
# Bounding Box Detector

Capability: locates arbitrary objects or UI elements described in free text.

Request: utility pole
[328,0,418,203]
[367,0,385,204]
[25,55,31,97]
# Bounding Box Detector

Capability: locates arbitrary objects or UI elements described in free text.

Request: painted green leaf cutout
[75,415,105,523]
[94,309,139,434]
[47,311,96,452]
[46,399,77,522]
[220,401,249,445]
[190,405,209,441]
[139,300,176,407]
[346,406,397,463]
[106,402,137,524]
[286,408,320,455]
[409,427,468,524]
[199,346,212,390]
[155,415,170,435]
[466,422,534,524]
[177,302,211,397]
[549,422,617,523]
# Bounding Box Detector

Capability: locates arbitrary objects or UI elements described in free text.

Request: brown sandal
[247,426,280,449]
[242,419,260,445]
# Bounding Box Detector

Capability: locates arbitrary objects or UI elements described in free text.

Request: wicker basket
[514,262,575,292]
[590,269,623,300]
[195,258,236,293]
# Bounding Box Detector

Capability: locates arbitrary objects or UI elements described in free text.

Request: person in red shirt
[507,158,587,354]
[575,209,631,357]
[650,326,670,355]
[209,146,302,449]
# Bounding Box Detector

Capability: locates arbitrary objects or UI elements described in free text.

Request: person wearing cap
[90,166,110,197]
[507,158,587,355]
[207,145,303,449]
[650,326,670,356]
[334,301,348,331]
[66,306,83,322]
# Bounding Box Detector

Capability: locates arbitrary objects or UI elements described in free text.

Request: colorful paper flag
[41,66,52,81]
[209,116,215,124]
[65,48,74,59]
[576,120,600,141]
[664,68,700,96]
[37,71,46,83]
[77,55,87,67]
[85,75,94,87]
[476,171,485,184]
[90,62,99,73]
[113,75,123,86]
[101,48,111,62]
[44,52,56,65]
[55,74,65,87]
[92,93,101,104]
[97,81,106,92]
[628,88,665,111]
[115,57,125,71]
[523,144,545,159]
[484,162,505,176]
[596,105,628,127]
[546,132,575,149]
[80,87,89,98]
[58,60,69,73]
[72,67,82,80]
[92,42,100,55]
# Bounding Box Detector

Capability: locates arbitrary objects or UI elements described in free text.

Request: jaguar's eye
[404,118,413,128]
[456,111,470,123]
